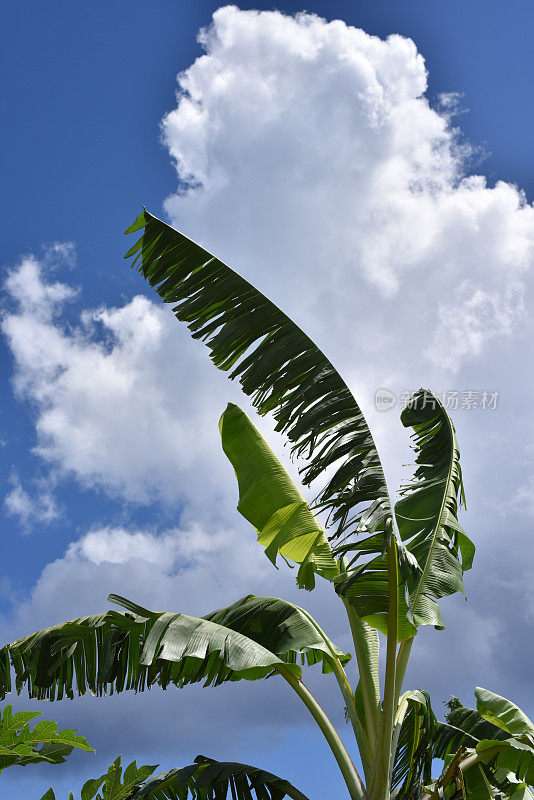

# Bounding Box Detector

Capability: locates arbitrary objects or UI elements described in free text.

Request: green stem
[388,694,413,788]
[393,638,413,710]
[330,655,373,784]
[459,752,480,772]
[279,666,368,800]
[373,534,399,800]
[296,605,373,781]
[387,610,414,786]
[343,599,381,753]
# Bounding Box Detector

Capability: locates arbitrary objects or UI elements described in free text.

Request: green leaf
[395,389,474,629]
[463,763,494,800]
[334,535,417,640]
[0,704,93,773]
[81,774,106,800]
[219,403,338,589]
[99,757,157,800]
[39,790,56,800]
[391,690,437,800]
[475,688,534,740]
[75,757,158,800]
[0,592,350,700]
[476,739,534,785]
[124,211,392,553]
[431,693,534,800]
[433,697,506,760]
[204,594,350,674]
[124,754,310,800]
[44,752,308,800]
[507,783,534,800]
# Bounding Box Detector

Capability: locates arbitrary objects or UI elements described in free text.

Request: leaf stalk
[279,666,368,800]
[373,532,399,800]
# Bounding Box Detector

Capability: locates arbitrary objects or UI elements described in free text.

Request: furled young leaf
[125,211,392,554]
[0,704,92,773]
[219,403,338,589]
[395,389,474,629]
[124,754,310,800]
[351,615,381,743]
[0,592,350,701]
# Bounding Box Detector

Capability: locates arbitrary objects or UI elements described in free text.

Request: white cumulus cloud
[1,255,254,512]
[162,6,534,378]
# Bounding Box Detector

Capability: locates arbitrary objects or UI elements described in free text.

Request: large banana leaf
[395,389,475,629]
[219,403,338,589]
[0,594,346,700]
[124,754,310,800]
[204,594,349,673]
[475,688,534,742]
[433,697,507,760]
[433,692,534,800]
[476,739,534,786]
[125,211,391,552]
[462,762,495,800]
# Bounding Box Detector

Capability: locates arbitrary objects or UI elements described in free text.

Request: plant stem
[373,534,399,800]
[296,604,373,780]
[388,694,411,788]
[393,638,413,710]
[329,654,373,784]
[279,666,368,800]
[459,752,480,772]
[343,599,381,753]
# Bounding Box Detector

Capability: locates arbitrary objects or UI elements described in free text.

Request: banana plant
[41,754,311,800]
[0,211,528,800]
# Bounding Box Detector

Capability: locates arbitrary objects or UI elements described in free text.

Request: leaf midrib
[407,413,456,614]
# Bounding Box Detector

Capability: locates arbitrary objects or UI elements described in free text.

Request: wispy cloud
[4,472,61,531]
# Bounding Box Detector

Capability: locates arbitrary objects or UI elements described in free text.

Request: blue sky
[2,1,534,798]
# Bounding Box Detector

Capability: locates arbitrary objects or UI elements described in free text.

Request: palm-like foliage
[0,705,92,773]
[41,754,310,800]
[124,210,391,556]
[0,212,528,800]
[40,756,157,800]
[428,690,534,800]
[125,755,311,800]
